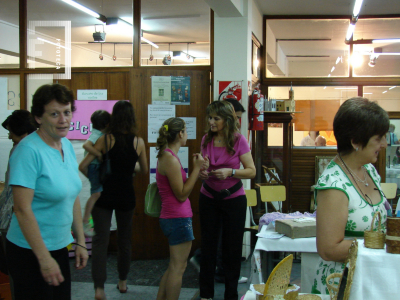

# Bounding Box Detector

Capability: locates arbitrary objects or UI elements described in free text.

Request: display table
[253,227,317,293]
[254,227,400,299]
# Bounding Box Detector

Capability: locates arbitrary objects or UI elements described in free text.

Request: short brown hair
[31,84,75,127]
[333,97,389,154]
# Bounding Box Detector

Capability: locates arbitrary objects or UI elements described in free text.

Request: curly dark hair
[31,84,75,127]
[334,97,389,154]
[202,101,239,155]
[156,117,186,158]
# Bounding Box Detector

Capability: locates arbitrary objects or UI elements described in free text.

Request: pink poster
[67,100,122,140]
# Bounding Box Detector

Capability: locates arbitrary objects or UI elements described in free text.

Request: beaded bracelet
[75,243,87,250]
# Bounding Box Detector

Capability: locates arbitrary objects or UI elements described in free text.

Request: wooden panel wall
[59,67,211,260]
[291,148,337,212]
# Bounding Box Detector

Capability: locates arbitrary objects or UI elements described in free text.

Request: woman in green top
[312,97,390,294]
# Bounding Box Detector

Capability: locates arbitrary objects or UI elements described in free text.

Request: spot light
[112,44,116,61]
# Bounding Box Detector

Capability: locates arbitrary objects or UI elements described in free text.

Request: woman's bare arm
[316,189,353,262]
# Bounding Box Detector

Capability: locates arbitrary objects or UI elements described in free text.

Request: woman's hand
[201,154,209,171]
[210,168,233,180]
[74,245,88,270]
[39,256,64,286]
[193,153,205,169]
[199,170,209,180]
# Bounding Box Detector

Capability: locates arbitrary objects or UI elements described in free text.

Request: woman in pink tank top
[155,117,205,300]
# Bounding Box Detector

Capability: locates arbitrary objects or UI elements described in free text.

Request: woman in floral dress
[312,97,390,294]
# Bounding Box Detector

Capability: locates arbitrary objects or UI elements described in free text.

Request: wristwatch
[231,169,236,177]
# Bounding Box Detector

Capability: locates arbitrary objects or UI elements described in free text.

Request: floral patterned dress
[311,160,387,295]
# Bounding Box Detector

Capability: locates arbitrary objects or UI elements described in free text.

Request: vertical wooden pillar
[19,0,27,109]
[133,0,141,68]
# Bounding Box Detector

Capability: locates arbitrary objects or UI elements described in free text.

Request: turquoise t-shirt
[84,128,104,165]
[7,132,82,251]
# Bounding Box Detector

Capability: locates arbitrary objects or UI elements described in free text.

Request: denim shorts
[88,164,103,194]
[159,217,194,246]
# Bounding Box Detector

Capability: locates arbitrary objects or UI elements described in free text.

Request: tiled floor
[70,253,301,300]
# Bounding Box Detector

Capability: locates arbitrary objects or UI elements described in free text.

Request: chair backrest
[263,254,293,297]
[381,182,397,199]
[245,189,257,207]
[315,156,335,183]
[259,185,286,203]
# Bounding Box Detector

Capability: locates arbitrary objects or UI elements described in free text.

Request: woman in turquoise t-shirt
[7,84,88,300]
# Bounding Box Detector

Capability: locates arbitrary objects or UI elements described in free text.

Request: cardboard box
[275,218,316,239]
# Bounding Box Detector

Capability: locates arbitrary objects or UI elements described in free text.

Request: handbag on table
[99,134,112,184]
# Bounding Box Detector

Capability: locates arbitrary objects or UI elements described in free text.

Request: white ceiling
[0,0,399,69]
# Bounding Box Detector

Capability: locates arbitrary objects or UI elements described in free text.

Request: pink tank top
[156,149,193,219]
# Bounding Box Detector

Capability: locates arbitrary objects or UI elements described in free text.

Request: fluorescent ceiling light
[61,0,100,18]
[372,39,400,44]
[335,57,341,64]
[346,24,356,41]
[37,37,71,50]
[353,0,364,17]
[331,66,335,72]
[141,37,159,48]
[323,86,326,89]
[389,86,396,90]
[383,91,388,94]
[328,74,331,77]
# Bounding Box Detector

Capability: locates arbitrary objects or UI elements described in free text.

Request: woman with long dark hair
[79,100,148,300]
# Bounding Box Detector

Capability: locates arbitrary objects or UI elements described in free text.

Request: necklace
[337,154,375,209]
[337,154,369,187]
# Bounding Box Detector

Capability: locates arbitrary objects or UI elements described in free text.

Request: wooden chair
[311,156,335,211]
[244,189,259,233]
[252,254,294,299]
[381,182,398,212]
[259,185,286,213]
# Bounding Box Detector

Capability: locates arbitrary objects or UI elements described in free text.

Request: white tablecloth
[254,228,400,299]
[350,243,400,300]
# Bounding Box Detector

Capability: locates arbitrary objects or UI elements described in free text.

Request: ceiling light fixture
[149,46,154,61]
[372,38,400,44]
[99,43,103,60]
[383,91,388,94]
[389,86,397,90]
[141,37,159,49]
[331,66,335,72]
[368,47,382,67]
[61,0,106,22]
[93,24,106,42]
[172,51,194,62]
[352,0,364,17]
[323,86,327,89]
[335,57,341,64]
[345,0,363,42]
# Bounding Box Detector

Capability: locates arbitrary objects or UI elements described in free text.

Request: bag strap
[104,134,109,159]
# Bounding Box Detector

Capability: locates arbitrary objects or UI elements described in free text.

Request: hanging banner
[67,100,123,140]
